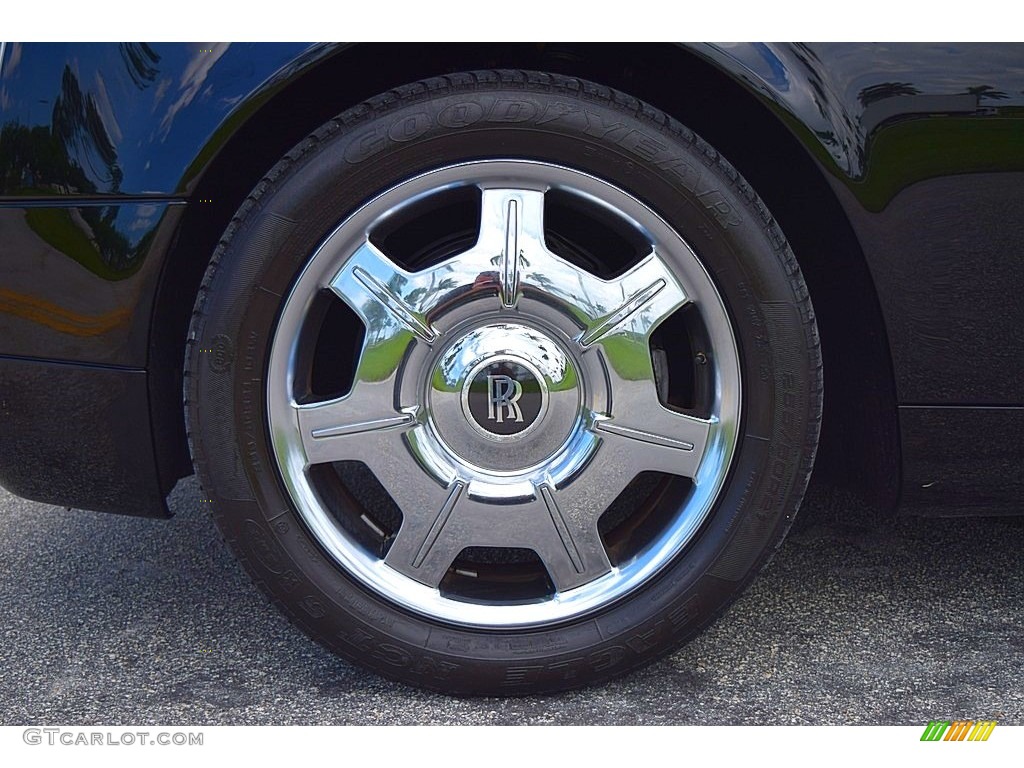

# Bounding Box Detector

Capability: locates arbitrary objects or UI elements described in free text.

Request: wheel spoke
[516,240,690,351]
[383,478,614,593]
[593,400,712,480]
[538,483,584,574]
[578,250,689,346]
[328,240,438,346]
[466,188,549,309]
[531,482,613,592]
[500,196,521,308]
[384,479,469,588]
[350,266,436,344]
[578,276,668,349]
[294,394,416,466]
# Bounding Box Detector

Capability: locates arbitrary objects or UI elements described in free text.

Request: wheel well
[150,43,899,511]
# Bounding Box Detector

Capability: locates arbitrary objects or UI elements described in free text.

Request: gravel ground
[0,477,1020,725]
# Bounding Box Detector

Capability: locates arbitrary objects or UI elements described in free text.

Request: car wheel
[185,70,822,695]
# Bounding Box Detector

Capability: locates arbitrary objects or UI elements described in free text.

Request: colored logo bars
[920,721,997,742]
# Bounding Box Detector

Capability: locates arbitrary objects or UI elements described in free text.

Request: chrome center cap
[428,323,580,472]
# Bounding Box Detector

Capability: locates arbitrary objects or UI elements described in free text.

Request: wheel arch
[149,43,900,511]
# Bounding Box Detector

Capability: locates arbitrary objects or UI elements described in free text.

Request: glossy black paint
[0,203,182,365]
[0,42,314,197]
[0,42,1022,517]
[0,42,314,365]
[698,43,1024,405]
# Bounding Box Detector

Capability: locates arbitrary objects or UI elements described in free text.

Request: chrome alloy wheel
[266,160,741,628]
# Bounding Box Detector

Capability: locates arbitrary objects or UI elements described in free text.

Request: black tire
[185,70,822,695]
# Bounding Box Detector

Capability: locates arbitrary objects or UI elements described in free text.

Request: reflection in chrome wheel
[267,161,741,627]
[187,71,821,694]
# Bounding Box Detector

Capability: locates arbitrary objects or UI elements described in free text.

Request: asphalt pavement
[0,477,1021,725]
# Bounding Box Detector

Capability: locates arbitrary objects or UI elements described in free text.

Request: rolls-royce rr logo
[463,358,544,438]
[487,375,524,423]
